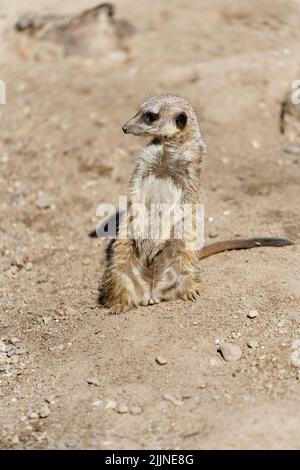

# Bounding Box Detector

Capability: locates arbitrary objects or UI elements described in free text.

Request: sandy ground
[0,0,300,450]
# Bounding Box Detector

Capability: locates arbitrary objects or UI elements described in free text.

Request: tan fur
[99,94,205,312]
[15,3,134,58]
[99,94,293,313]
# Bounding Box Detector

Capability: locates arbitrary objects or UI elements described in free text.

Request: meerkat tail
[199,238,294,260]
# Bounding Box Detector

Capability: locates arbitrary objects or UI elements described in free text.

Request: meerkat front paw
[179,286,200,302]
[108,302,133,314]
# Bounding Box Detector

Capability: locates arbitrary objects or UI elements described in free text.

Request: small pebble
[247,339,259,349]
[87,377,100,386]
[36,191,53,209]
[198,383,207,389]
[25,262,33,271]
[10,337,20,345]
[30,412,39,420]
[117,404,129,414]
[290,350,300,368]
[163,392,183,406]
[292,339,300,350]
[64,439,78,448]
[251,140,260,150]
[283,144,300,155]
[218,343,242,362]
[105,400,117,410]
[156,356,167,365]
[247,309,258,319]
[39,405,51,418]
[0,343,8,353]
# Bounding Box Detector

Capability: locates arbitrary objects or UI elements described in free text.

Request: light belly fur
[132,175,182,258]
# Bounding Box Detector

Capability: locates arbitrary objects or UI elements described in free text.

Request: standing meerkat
[99,94,293,313]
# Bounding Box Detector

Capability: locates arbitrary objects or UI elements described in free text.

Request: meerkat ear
[175,112,187,130]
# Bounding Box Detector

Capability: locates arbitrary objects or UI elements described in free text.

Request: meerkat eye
[143,112,159,124]
[175,112,187,129]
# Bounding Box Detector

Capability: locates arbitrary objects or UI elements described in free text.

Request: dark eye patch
[143,112,159,124]
[175,112,187,129]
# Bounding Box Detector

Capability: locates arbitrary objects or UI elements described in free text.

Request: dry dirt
[0,0,300,450]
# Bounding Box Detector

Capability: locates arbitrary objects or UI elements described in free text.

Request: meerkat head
[122,94,201,141]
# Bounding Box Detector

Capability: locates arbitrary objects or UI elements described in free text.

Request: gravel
[0,343,8,353]
[39,405,51,418]
[105,400,117,410]
[87,377,100,386]
[156,356,167,365]
[247,309,258,319]
[218,343,242,362]
[117,404,129,414]
[64,439,78,448]
[36,191,53,209]
[247,339,259,349]
[283,144,300,155]
[290,350,300,368]
[292,339,300,350]
[163,392,183,406]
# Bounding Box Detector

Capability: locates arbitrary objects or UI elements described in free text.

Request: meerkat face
[122,94,196,139]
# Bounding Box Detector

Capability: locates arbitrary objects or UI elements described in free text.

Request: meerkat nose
[122,125,128,134]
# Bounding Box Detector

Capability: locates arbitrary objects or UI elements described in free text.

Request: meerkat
[15,3,134,58]
[99,94,293,313]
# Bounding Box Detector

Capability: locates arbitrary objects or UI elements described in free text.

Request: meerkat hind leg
[100,240,152,313]
[152,255,201,304]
